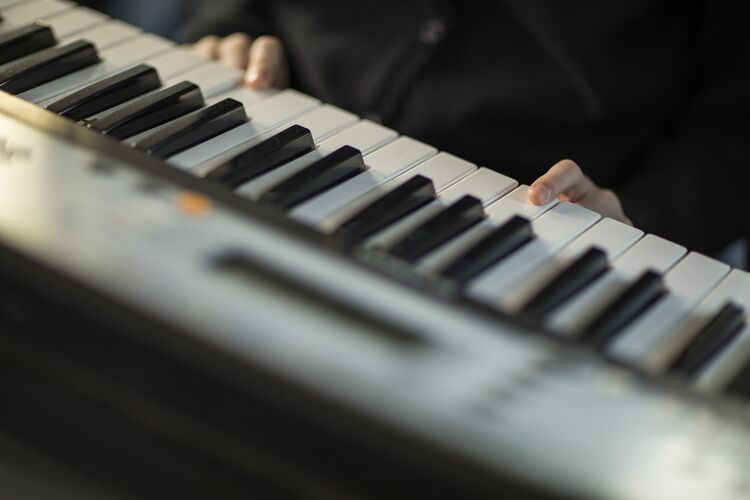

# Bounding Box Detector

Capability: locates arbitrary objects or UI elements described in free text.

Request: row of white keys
[547,234,687,336]
[23,35,179,104]
[0,0,73,33]
[60,18,139,49]
[417,185,556,273]
[164,61,243,99]
[360,154,479,249]
[42,6,108,38]
[290,136,439,228]
[608,252,730,372]
[236,120,398,200]
[137,47,207,81]
[170,89,323,172]
[467,202,601,307]
[499,218,644,313]
[643,269,750,374]
[0,0,25,9]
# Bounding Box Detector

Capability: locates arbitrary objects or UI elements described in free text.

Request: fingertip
[192,36,220,59]
[528,182,551,205]
[245,67,271,89]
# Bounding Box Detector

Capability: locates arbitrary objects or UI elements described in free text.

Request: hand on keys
[191,33,289,90]
[190,35,631,226]
[529,159,632,224]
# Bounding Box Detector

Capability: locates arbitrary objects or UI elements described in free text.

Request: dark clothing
[181,1,750,255]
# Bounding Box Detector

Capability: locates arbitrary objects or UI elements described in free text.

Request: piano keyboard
[1,1,750,498]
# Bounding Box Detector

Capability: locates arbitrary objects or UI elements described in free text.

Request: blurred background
[76,0,195,38]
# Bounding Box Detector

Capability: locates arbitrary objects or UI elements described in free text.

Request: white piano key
[608,252,730,372]
[439,168,517,207]
[141,47,207,81]
[0,0,24,8]
[468,202,601,307]
[418,186,555,274]
[214,85,278,109]
[44,6,107,38]
[290,137,437,227]
[165,61,242,98]
[317,120,397,155]
[171,89,320,172]
[289,104,358,142]
[695,324,750,394]
[558,218,643,260]
[547,234,687,336]
[393,152,477,193]
[361,136,437,179]
[236,120,397,200]
[0,0,74,33]
[499,218,643,313]
[644,269,750,372]
[60,19,140,50]
[100,33,174,68]
[484,185,558,226]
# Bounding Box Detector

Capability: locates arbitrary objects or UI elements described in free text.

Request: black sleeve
[177,0,270,42]
[618,3,750,256]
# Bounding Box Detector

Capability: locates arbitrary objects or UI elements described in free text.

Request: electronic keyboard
[0,1,749,499]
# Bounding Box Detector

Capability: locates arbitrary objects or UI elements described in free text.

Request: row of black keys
[2,21,749,399]
[0,23,250,155]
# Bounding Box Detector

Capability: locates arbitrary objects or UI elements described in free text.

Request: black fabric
[179,0,750,255]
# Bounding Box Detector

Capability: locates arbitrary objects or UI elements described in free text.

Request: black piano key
[580,270,666,349]
[0,40,99,94]
[521,247,610,320]
[259,145,366,211]
[669,302,746,377]
[726,361,750,400]
[0,22,56,66]
[86,81,204,140]
[389,195,486,264]
[133,98,248,158]
[334,175,437,246]
[205,125,315,188]
[46,64,161,121]
[441,216,533,285]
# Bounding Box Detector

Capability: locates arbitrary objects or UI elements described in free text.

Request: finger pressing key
[528,159,631,224]
[529,159,594,205]
[218,32,252,70]
[246,36,287,89]
[192,35,221,60]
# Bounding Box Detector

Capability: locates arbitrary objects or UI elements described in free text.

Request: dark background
[76,0,195,38]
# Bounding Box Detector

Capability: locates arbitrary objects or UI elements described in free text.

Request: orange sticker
[178,192,212,217]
